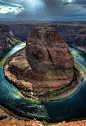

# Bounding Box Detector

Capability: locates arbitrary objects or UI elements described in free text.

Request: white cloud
[0,0,24,14]
[0,6,24,14]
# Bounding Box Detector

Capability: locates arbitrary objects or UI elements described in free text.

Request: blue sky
[0,0,86,21]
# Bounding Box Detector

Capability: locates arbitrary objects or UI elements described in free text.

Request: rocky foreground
[4,26,74,101]
[0,107,86,126]
[0,108,27,126]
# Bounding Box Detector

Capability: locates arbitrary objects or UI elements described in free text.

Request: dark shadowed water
[0,43,86,122]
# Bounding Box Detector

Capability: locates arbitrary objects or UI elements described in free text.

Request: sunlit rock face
[4,26,74,97]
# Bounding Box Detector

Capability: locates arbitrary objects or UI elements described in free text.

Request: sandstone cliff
[0,24,21,56]
[26,26,74,85]
[9,24,35,40]
[51,24,82,43]
[4,26,74,101]
[73,28,86,53]
[9,23,84,43]
[75,28,86,46]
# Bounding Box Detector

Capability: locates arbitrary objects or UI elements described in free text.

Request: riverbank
[0,41,22,60]
[76,46,86,54]
[71,51,79,57]
[71,44,86,56]
[0,46,24,67]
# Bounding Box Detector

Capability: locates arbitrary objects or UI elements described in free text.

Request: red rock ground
[49,121,86,126]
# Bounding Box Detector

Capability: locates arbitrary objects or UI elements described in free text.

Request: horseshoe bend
[3,26,84,102]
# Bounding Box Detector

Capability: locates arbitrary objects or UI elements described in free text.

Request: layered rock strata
[4,26,74,100]
[9,22,84,43]
[0,24,21,55]
[9,24,35,40]
[75,28,86,46]
[74,28,86,53]
[51,24,83,43]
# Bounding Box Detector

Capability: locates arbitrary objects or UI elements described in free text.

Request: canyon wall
[74,28,86,46]
[9,24,35,41]
[0,24,21,56]
[9,23,84,44]
[51,24,83,43]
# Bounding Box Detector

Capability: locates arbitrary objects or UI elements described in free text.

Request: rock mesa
[4,26,74,99]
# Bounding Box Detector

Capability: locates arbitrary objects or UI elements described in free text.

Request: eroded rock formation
[9,24,35,40]
[73,27,86,53]
[51,24,83,43]
[0,24,21,56]
[4,26,74,100]
[9,22,84,43]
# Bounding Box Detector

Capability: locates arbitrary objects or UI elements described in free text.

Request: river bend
[0,43,86,122]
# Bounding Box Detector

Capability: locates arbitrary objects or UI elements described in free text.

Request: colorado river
[0,43,86,122]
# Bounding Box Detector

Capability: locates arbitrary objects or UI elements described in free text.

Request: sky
[0,0,86,21]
